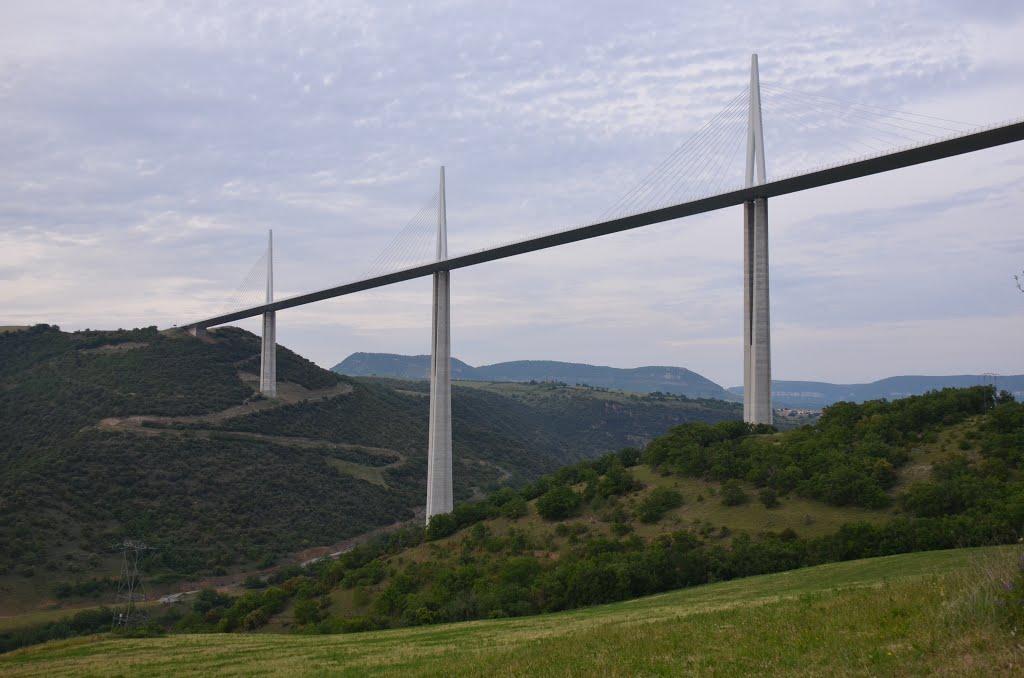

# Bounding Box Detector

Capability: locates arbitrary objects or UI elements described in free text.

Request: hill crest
[333,352,736,401]
[729,374,1024,407]
[332,352,1024,407]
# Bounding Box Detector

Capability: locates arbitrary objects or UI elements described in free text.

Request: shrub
[536,485,581,521]
[243,608,268,630]
[759,488,780,508]
[294,599,321,625]
[242,575,266,589]
[637,487,683,523]
[501,496,528,519]
[425,512,458,541]
[721,480,749,506]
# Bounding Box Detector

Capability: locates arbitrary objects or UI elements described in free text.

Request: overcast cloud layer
[2,1,1022,387]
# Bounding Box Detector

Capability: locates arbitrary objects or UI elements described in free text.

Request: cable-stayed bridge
[180,55,1024,523]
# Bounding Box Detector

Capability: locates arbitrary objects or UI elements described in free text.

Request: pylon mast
[260,229,277,397]
[426,166,453,523]
[743,53,773,425]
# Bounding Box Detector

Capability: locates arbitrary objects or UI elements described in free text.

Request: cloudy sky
[2,1,1022,387]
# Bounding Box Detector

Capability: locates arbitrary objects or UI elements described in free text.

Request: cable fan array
[444,83,987,264]
[758,84,978,178]
[595,86,753,223]
[359,190,444,279]
[217,82,989,308]
[216,190,447,315]
[220,246,270,316]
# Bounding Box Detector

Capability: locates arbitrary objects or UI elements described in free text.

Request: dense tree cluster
[644,388,994,508]
[1,432,416,579]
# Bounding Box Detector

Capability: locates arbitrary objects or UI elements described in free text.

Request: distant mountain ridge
[333,353,1023,408]
[728,375,1024,408]
[333,353,738,401]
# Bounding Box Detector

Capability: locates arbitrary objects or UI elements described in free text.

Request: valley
[2,324,1022,674]
[0,324,740,616]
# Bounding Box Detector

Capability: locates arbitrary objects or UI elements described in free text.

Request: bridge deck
[186,119,1024,330]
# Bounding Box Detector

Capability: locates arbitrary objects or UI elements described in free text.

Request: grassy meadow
[3,546,1021,677]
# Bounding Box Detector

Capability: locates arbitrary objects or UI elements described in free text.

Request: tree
[293,598,321,625]
[536,485,581,521]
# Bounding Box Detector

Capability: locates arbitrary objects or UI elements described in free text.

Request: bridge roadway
[185,119,1024,331]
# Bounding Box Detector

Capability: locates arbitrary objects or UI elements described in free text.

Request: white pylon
[425,167,453,524]
[259,229,277,398]
[743,54,772,425]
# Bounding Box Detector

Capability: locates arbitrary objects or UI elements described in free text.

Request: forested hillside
[0,325,739,605]
[3,378,1022,652]
[120,385,1021,639]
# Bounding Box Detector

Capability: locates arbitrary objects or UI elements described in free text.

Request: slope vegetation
[2,385,1022,660]
[0,325,739,609]
[270,387,1016,635]
[2,547,1021,676]
[48,386,1011,644]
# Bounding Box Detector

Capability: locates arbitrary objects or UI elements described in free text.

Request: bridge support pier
[260,311,276,397]
[426,167,453,523]
[742,54,773,426]
[259,230,277,398]
[744,198,771,424]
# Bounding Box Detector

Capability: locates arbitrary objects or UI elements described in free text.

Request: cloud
[1,1,1022,386]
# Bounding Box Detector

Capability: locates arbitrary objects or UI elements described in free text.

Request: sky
[2,1,1022,388]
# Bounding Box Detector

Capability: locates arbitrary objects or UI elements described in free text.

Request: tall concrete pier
[425,167,453,523]
[259,229,277,398]
[743,54,773,425]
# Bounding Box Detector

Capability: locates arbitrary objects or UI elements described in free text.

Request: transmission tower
[111,539,152,631]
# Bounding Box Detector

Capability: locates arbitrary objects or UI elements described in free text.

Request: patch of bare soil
[80,342,149,353]
[97,380,353,431]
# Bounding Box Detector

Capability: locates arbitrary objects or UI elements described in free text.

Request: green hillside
[124,386,1014,636]
[2,383,1022,661]
[2,546,1021,676]
[258,387,1016,637]
[9,385,1013,644]
[0,325,740,612]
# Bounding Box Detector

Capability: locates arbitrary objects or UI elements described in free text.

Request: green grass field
[4,546,1021,677]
